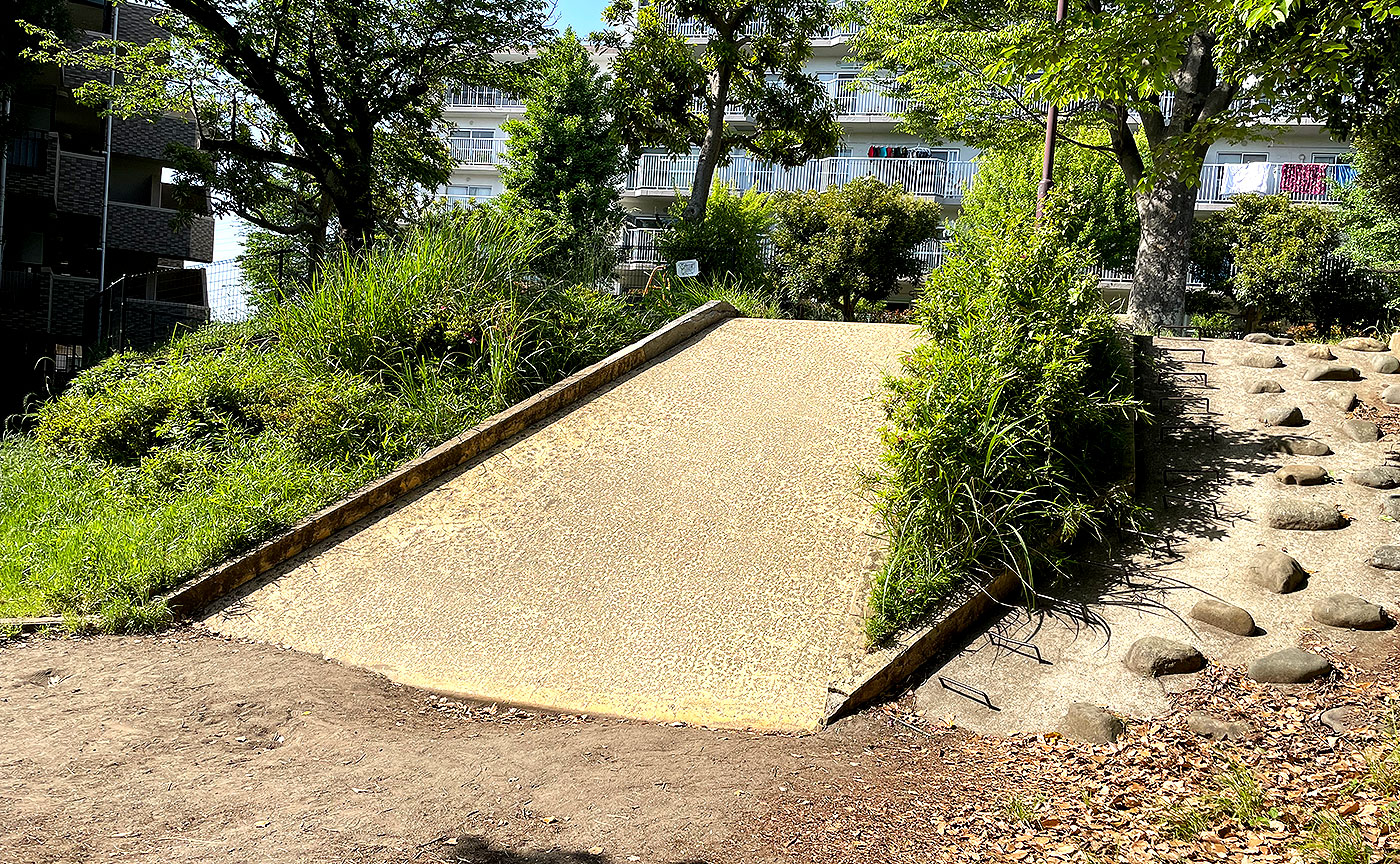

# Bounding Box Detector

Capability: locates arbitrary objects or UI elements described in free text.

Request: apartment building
[442,14,1352,280]
[0,0,215,413]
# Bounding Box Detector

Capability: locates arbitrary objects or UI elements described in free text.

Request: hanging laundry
[1220,161,1270,196]
[1279,162,1327,196]
[1333,164,1357,188]
[868,145,876,158]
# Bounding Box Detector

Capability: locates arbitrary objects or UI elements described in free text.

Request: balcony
[656,8,858,41]
[618,228,946,272]
[4,131,58,199]
[445,86,526,111]
[108,202,216,262]
[624,153,977,200]
[449,137,508,166]
[1197,162,1352,207]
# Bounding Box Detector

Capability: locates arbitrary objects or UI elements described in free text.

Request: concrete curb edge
[162,300,739,618]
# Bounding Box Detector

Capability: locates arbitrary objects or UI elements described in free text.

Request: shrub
[770,176,942,320]
[656,183,773,286]
[862,215,1138,642]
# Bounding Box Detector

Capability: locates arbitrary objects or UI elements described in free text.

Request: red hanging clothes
[1280,163,1327,196]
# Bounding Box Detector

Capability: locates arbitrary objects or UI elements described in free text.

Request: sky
[209,0,612,268]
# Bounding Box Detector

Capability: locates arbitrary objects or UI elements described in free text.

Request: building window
[1216,152,1268,164]
[1310,152,1352,164]
[444,185,493,205]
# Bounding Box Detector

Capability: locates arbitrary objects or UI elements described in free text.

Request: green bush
[657,183,773,286]
[770,176,942,321]
[862,215,1138,642]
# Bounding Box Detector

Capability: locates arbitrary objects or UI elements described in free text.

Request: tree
[1190,194,1342,330]
[657,182,774,285]
[27,0,549,253]
[599,0,842,222]
[770,176,941,320]
[498,30,628,278]
[2,0,70,144]
[849,0,1318,331]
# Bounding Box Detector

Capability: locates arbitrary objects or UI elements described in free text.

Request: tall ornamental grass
[863,216,1140,642]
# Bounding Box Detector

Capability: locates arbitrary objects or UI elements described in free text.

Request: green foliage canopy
[656,183,774,287]
[770,176,942,320]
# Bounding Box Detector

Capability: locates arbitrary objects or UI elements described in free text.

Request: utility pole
[1035,0,1070,219]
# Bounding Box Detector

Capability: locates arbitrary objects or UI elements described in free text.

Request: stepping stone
[1245,333,1294,346]
[1186,712,1247,740]
[1268,436,1330,457]
[1321,705,1364,733]
[1260,405,1305,427]
[1338,337,1387,352]
[1246,379,1284,394]
[1239,352,1284,369]
[1265,500,1345,531]
[1323,387,1358,411]
[1124,637,1206,677]
[1243,549,1307,593]
[1249,648,1333,683]
[1312,594,1387,630]
[1392,333,1400,354]
[1302,363,1361,382]
[1303,344,1335,360]
[1189,598,1256,635]
[1384,384,1400,405]
[1342,419,1381,443]
[1348,466,1400,489]
[1370,545,1400,570]
[1274,465,1328,486]
[1060,703,1125,744]
[1374,355,1400,374]
[1382,495,1400,520]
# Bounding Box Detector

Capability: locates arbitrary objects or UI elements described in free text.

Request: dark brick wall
[56,152,106,216]
[49,276,103,341]
[117,4,166,45]
[108,202,215,262]
[112,116,197,161]
[112,298,209,350]
[5,133,58,201]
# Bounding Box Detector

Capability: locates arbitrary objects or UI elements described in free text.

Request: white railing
[828,80,908,116]
[625,153,977,199]
[656,8,857,40]
[618,227,946,271]
[1197,162,1352,206]
[449,137,508,165]
[446,86,525,110]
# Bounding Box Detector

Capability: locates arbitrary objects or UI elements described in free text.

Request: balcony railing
[828,80,909,116]
[618,227,947,272]
[656,8,858,40]
[1197,162,1352,206]
[446,86,525,110]
[449,137,508,165]
[625,153,977,199]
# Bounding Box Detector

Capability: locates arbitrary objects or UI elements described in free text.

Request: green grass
[1163,760,1279,841]
[0,210,779,629]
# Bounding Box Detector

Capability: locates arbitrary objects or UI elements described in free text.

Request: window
[1310,152,1352,165]
[444,185,493,205]
[1216,152,1268,164]
[448,129,498,163]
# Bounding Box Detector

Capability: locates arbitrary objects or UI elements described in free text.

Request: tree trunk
[1127,171,1199,333]
[682,62,733,223]
[841,291,855,322]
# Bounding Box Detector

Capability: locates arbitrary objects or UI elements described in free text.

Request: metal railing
[656,8,858,40]
[617,227,947,272]
[624,153,978,199]
[449,137,508,165]
[828,79,909,116]
[445,86,525,110]
[1196,162,1351,206]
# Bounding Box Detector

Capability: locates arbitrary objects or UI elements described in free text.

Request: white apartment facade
[440,18,1353,277]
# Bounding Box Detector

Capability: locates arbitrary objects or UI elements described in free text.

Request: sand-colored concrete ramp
[204,318,913,730]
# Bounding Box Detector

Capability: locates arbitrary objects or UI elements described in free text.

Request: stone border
[823,569,1023,724]
[162,301,738,618]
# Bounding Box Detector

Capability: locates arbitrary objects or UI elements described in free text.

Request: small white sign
[675,259,700,278]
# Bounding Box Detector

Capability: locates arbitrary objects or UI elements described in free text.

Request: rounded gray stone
[1239,352,1284,369]
[1342,419,1381,443]
[1348,466,1400,489]
[1370,545,1400,570]
[1189,598,1256,636]
[1384,384,1400,405]
[1274,464,1328,486]
[1242,549,1307,593]
[1260,405,1305,427]
[1268,436,1330,457]
[1312,594,1387,630]
[1246,379,1284,394]
[1338,337,1387,352]
[1244,333,1293,346]
[1382,495,1400,520]
[1301,363,1362,382]
[1323,388,1358,411]
[1303,344,1335,360]
[1185,712,1247,740]
[1124,637,1206,677]
[1374,355,1400,374]
[1265,500,1346,531]
[1060,702,1126,744]
[1321,705,1364,733]
[1249,648,1333,684]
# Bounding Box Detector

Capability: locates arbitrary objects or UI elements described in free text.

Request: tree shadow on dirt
[427,835,710,864]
